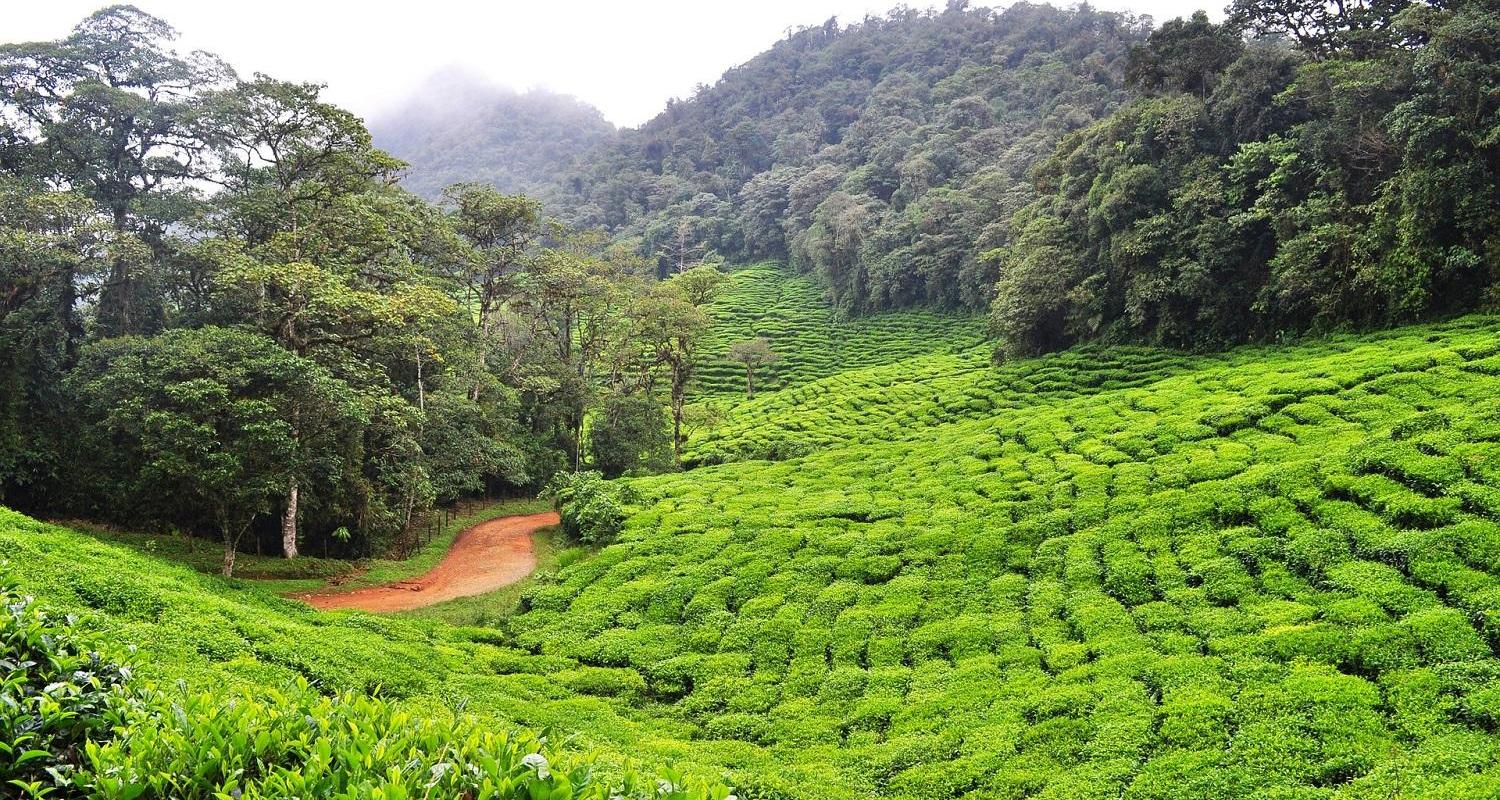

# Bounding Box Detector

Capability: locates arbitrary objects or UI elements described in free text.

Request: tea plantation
[516,314,1500,798]
[10,314,1500,798]
[691,263,988,400]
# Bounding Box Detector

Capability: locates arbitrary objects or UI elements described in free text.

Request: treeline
[0,7,716,574]
[548,1,1147,314]
[990,0,1500,354]
[547,0,1498,351]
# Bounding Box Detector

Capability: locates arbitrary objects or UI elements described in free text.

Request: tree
[68,328,353,576]
[727,337,779,398]
[588,389,672,478]
[0,5,232,336]
[1229,0,1427,59]
[666,264,726,307]
[631,291,707,460]
[440,184,543,400]
[205,77,451,559]
[1126,12,1245,97]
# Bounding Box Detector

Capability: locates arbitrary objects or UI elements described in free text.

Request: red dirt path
[295,511,559,613]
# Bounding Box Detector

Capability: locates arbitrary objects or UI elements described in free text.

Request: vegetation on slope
[692,263,987,401]
[11,313,1500,797]
[371,69,616,200]
[552,3,1142,313]
[543,0,1500,354]
[0,8,718,567]
[989,2,1500,354]
[512,315,1500,798]
[0,509,742,797]
[685,344,1201,466]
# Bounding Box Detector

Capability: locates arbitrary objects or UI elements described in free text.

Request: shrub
[544,471,637,545]
[0,587,132,796]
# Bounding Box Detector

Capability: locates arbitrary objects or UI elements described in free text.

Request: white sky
[7,0,1221,128]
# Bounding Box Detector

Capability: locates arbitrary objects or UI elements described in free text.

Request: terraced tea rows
[507,315,1500,798]
[12,315,1500,798]
[684,345,1201,465]
[692,263,987,399]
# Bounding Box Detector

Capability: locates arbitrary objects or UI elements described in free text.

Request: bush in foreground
[0,584,733,800]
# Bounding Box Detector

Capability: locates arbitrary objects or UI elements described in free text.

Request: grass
[13,311,1500,797]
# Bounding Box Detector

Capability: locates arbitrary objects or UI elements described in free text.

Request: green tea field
[691,264,989,400]
[11,313,1500,797]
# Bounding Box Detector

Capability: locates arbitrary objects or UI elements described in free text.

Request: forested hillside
[544,0,1500,353]
[371,71,616,200]
[550,2,1145,313]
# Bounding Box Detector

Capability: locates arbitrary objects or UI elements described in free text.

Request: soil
[295,511,559,613]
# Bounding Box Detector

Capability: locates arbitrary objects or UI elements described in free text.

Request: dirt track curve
[296,511,559,613]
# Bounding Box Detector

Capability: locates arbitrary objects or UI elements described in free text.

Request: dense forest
[0,6,715,572]
[371,71,616,200]
[540,0,1498,350]
[550,1,1147,312]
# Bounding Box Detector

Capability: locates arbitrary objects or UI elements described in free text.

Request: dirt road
[297,511,559,613]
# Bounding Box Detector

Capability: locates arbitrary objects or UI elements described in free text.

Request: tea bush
[508,315,1500,797]
[690,264,987,400]
[0,588,131,796]
[546,471,636,545]
[14,314,1500,797]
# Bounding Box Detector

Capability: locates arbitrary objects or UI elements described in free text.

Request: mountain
[550,3,1146,312]
[370,68,616,200]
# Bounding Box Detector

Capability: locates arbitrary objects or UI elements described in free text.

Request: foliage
[0,7,703,563]
[547,4,1145,310]
[690,264,988,400]
[0,586,131,796]
[590,391,673,479]
[989,0,1500,355]
[507,314,1500,797]
[544,471,635,546]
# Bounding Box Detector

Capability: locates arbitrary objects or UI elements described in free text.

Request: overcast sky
[8,0,1222,128]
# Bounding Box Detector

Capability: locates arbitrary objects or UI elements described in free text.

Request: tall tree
[632,290,707,460]
[0,5,231,336]
[68,327,354,576]
[727,337,779,398]
[206,77,450,558]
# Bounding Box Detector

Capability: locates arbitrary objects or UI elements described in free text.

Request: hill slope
[371,70,616,200]
[514,314,1500,798]
[692,263,988,401]
[12,315,1500,797]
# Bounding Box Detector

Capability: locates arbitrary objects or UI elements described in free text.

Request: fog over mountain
[370,67,616,200]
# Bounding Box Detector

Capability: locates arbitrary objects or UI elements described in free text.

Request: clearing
[296,511,558,612]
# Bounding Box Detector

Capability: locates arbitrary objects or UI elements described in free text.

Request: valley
[2,0,1499,797]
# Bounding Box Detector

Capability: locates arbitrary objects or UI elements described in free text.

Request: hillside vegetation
[12,314,1500,796]
[506,313,1500,798]
[544,0,1500,353]
[692,264,987,400]
[372,72,616,200]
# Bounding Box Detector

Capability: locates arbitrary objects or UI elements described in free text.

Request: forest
[546,0,1498,351]
[2,0,1500,797]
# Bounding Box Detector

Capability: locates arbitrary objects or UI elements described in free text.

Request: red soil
[296,511,558,613]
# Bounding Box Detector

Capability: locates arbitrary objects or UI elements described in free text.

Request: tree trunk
[746,366,755,399]
[281,478,299,559]
[672,363,686,460]
[222,534,237,578]
[415,342,426,413]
